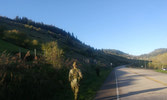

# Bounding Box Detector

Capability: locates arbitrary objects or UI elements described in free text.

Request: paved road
[94,65,167,100]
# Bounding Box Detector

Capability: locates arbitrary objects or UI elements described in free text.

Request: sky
[0,0,167,55]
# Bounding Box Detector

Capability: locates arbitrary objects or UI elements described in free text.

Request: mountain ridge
[139,48,167,58]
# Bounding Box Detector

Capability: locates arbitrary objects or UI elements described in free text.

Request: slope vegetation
[0,16,130,100]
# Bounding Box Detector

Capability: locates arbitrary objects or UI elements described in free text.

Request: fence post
[34,48,38,60]
[19,48,21,59]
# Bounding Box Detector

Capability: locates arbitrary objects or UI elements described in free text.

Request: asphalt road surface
[94,65,167,100]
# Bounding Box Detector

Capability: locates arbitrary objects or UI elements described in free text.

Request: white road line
[115,70,120,100]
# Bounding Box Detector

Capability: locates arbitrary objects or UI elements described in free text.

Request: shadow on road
[94,66,167,100]
[96,87,167,100]
[119,87,167,98]
[95,67,136,100]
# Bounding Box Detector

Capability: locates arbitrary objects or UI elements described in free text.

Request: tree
[32,39,38,46]
[42,41,64,69]
[0,25,6,38]
[14,16,20,21]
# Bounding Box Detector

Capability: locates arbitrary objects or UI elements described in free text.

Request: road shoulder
[94,70,117,100]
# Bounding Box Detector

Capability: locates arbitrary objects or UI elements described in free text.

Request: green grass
[128,65,167,74]
[79,68,111,100]
[0,39,33,54]
[156,69,167,74]
[50,67,111,100]
[53,68,111,100]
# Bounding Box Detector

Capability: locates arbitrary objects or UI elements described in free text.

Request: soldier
[69,61,82,100]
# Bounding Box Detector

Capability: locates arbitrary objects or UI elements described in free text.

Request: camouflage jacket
[69,68,82,82]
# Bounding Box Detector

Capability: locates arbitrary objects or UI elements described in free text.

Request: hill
[131,48,167,70]
[0,16,130,65]
[0,16,131,100]
[102,49,135,60]
[102,49,130,57]
[0,39,29,53]
[139,48,167,58]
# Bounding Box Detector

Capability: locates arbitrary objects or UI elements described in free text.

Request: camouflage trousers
[71,78,79,100]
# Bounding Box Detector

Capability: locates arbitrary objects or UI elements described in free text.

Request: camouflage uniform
[69,62,82,100]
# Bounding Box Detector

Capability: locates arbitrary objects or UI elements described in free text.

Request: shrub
[0,51,67,100]
[42,41,64,69]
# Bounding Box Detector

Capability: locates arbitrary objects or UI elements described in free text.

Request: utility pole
[144,59,146,69]
[145,57,148,69]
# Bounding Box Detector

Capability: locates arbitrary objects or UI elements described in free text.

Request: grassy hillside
[0,16,130,100]
[148,52,167,69]
[0,16,130,65]
[131,48,167,70]
[0,39,29,53]
[102,49,133,58]
[140,48,167,58]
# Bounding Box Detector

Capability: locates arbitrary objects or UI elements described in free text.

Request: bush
[42,41,64,69]
[0,52,68,100]
[0,25,6,37]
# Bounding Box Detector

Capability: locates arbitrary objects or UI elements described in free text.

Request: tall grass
[0,51,112,100]
[0,51,69,100]
[79,67,111,100]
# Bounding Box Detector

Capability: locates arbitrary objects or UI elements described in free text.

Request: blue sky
[0,0,167,55]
